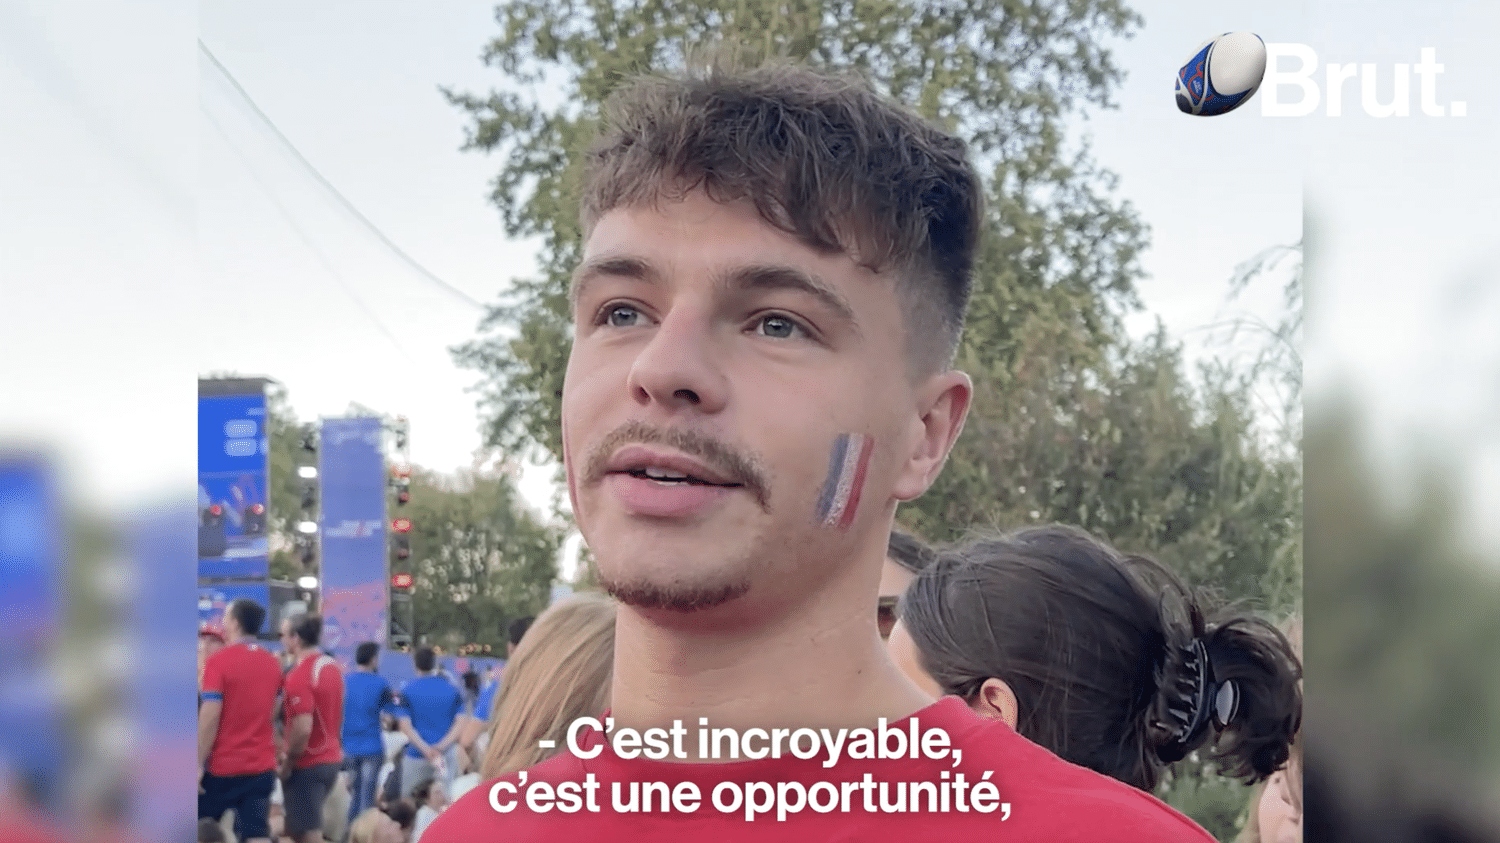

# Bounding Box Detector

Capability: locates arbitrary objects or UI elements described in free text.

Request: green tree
[908,324,1301,618]
[265,380,311,584]
[392,466,563,650]
[904,242,1306,619]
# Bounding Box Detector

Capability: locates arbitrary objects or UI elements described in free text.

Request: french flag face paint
[815,433,874,529]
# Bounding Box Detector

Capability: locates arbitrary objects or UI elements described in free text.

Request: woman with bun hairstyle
[888,524,1302,792]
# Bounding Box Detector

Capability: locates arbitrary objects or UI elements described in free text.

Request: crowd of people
[196,600,536,843]
[198,58,1303,842]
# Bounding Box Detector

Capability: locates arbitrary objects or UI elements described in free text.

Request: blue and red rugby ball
[1176,32,1267,116]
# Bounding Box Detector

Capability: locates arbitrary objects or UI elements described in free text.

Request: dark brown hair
[900,524,1302,791]
[888,528,936,575]
[355,641,379,666]
[413,646,436,673]
[226,598,266,637]
[580,61,984,371]
[382,798,416,830]
[286,612,322,648]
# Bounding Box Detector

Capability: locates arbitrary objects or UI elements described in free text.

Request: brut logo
[1262,46,1466,117]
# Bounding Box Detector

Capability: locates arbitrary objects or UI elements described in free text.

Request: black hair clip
[1212,672,1240,730]
[1155,639,1240,763]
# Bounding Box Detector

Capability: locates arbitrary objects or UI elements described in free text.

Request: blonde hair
[1236,615,1303,843]
[480,592,617,778]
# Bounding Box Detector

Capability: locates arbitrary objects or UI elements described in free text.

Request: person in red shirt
[277,613,345,843]
[423,62,1218,842]
[198,599,282,843]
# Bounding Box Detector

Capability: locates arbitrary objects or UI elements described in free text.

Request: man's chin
[600,575,750,612]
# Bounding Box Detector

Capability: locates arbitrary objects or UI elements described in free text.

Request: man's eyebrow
[713,263,860,330]
[570,255,657,313]
[570,257,861,332]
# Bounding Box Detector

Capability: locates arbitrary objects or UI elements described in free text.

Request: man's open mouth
[619,467,742,487]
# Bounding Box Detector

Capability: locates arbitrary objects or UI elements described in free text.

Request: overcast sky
[2,0,1496,556]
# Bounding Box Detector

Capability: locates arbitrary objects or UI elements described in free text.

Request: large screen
[197,383,270,580]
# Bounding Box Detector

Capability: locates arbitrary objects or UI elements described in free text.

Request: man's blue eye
[605,305,640,327]
[759,315,798,338]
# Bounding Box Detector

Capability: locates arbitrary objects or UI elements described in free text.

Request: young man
[342,642,397,829]
[198,599,283,843]
[426,62,1215,841]
[278,613,345,843]
[394,647,464,798]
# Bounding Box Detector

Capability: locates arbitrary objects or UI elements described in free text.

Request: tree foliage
[393,466,562,651]
[264,380,309,583]
[912,324,1301,617]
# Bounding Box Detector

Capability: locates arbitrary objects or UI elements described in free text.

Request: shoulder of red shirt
[427,698,1214,842]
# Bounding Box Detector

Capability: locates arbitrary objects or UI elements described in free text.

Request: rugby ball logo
[1176,32,1267,116]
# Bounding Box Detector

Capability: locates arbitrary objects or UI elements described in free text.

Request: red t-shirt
[284,653,345,769]
[201,641,283,777]
[422,697,1214,842]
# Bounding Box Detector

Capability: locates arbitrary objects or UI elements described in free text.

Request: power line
[198,39,488,312]
[203,105,417,365]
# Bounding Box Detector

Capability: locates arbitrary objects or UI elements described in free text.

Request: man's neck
[609,582,933,759]
[292,647,318,664]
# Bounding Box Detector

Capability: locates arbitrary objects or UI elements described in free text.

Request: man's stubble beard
[601,575,751,612]
[597,544,755,612]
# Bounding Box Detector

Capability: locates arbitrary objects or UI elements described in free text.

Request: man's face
[563,191,964,615]
[279,620,296,653]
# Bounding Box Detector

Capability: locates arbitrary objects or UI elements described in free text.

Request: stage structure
[317,416,390,668]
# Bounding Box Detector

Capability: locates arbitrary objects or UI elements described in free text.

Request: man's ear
[969,677,1019,730]
[892,370,971,502]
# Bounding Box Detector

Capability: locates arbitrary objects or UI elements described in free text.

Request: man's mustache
[581,420,771,510]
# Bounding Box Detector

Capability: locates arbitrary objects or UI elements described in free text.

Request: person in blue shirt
[394,647,463,797]
[457,663,501,771]
[340,642,396,834]
[456,616,530,767]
